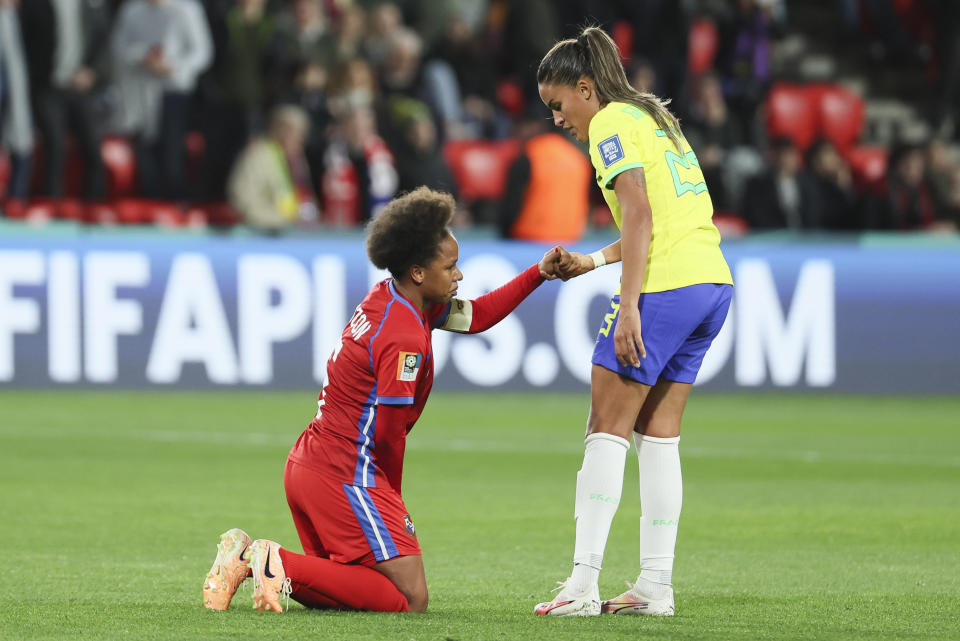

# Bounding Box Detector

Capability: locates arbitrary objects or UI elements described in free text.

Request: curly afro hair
[366,187,456,279]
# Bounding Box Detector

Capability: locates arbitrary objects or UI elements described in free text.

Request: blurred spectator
[321,106,397,225]
[20,0,112,200]
[627,57,657,95]
[333,3,367,64]
[684,72,745,210]
[281,59,332,194]
[925,138,960,227]
[864,142,940,230]
[269,0,336,107]
[624,0,691,118]
[202,0,277,200]
[495,0,559,105]
[0,0,32,201]
[328,57,378,114]
[497,109,591,243]
[379,27,466,142]
[363,1,403,69]
[715,0,782,145]
[227,104,317,233]
[431,14,507,139]
[805,138,859,230]
[741,137,822,230]
[111,0,213,201]
[392,98,459,198]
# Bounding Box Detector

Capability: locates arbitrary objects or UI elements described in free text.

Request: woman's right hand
[556,248,595,281]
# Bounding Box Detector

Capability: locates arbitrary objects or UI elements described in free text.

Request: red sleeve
[467,263,544,334]
[373,328,427,406]
[373,404,408,492]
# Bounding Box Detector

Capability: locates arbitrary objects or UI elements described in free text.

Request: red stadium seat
[203,202,242,227]
[443,139,521,202]
[100,136,137,198]
[808,84,865,153]
[766,83,818,152]
[713,211,750,238]
[845,145,888,188]
[84,201,119,225]
[24,199,56,224]
[114,199,182,225]
[0,151,10,198]
[2,198,26,219]
[612,20,634,64]
[688,18,719,75]
[496,80,525,119]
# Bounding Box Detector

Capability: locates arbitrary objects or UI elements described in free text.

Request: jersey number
[664,150,707,198]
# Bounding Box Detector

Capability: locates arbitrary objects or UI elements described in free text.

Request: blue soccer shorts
[591,283,733,385]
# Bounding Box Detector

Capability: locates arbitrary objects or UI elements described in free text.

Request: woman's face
[538,79,601,143]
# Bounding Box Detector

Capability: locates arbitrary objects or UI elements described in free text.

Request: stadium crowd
[1,0,959,236]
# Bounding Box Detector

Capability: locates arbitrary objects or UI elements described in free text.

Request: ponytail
[538,27,684,152]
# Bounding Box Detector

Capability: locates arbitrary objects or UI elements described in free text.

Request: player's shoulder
[589,101,651,138]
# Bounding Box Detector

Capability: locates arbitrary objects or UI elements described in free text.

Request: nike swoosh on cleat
[239,546,249,562]
[263,549,276,579]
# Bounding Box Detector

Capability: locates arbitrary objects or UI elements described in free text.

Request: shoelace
[549,579,570,594]
[280,577,292,611]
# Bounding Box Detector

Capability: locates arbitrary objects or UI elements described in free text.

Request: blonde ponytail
[538,26,684,152]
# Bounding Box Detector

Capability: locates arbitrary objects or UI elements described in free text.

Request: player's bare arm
[613,166,653,366]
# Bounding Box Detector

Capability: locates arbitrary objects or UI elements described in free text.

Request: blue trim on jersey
[342,484,400,562]
[432,302,451,329]
[352,387,379,487]
[377,395,415,405]
[353,298,398,489]
[388,280,423,323]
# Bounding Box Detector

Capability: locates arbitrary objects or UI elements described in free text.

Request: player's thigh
[587,364,651,440]
[372,555,428,612]
[634,379,692,438]
[283,459,329,558]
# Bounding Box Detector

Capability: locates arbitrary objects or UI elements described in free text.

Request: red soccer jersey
[288,280,447,492]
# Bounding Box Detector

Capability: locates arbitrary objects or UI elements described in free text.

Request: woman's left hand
[614,305,645,367]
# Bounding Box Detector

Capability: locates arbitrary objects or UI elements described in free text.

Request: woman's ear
[577,77,594,101]
[409,265,424,286]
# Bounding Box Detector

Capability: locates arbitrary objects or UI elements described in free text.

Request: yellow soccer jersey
[588,101,733,293]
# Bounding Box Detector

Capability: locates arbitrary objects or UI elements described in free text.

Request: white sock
[569,432,629,594]
[636,434,682,588]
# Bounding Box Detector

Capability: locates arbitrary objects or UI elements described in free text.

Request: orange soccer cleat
[202,528,253,610]
[248,539,292,613]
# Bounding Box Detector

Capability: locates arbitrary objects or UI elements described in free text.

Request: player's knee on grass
[404,584,429,612]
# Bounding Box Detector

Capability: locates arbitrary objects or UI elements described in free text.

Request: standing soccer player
[533,27,734,617]
[202,187,562,613]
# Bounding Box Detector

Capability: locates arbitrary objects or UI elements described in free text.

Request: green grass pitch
[1,390,958,640]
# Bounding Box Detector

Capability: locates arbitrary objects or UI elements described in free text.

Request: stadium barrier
[0,228,957,393]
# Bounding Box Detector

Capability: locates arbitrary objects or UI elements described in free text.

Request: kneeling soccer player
[202,187,563,613]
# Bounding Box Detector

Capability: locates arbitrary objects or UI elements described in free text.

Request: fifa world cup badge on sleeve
[397,352,422,381]
[598,134,625,168]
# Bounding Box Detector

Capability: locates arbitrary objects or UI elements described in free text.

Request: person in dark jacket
[19,0,112,199]
[741,137,822,230]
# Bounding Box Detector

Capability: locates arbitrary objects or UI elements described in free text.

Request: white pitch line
[2,426,959,468]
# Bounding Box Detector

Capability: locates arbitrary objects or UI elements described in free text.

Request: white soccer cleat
[601,578,675,616]
[534,579,601,617]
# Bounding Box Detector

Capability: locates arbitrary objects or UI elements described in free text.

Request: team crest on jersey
[397,352,422,381]
[403,514,416,537]
[598,134,625,168]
